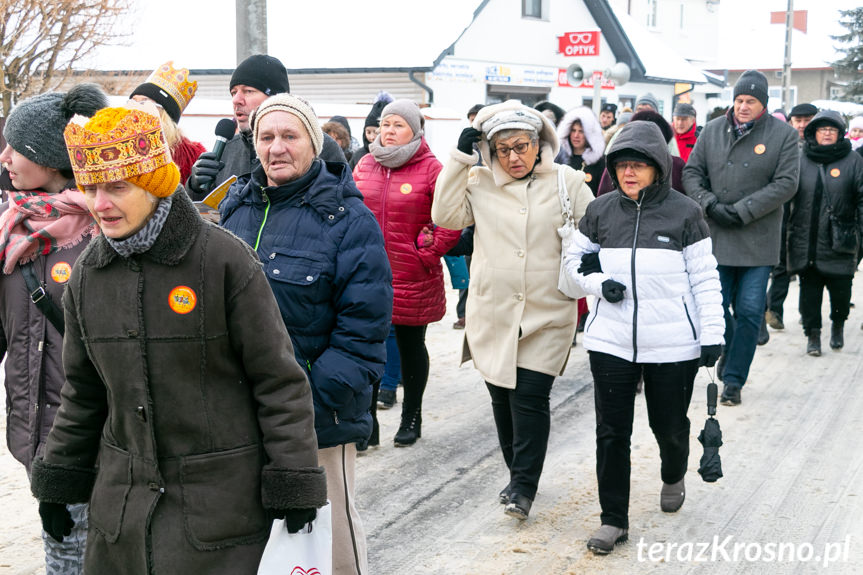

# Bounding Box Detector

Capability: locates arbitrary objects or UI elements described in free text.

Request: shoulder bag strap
[21,262,65,336]
[557,166,574,226]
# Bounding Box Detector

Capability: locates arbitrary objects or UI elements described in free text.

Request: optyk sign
[557,31,600,57]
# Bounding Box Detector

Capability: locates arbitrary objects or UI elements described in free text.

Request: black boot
[807,329,821,356]
[394,407,422,447]
[830,322,845,350]
[757,315,769,345]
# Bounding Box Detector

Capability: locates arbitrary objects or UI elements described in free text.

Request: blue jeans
[718,265,772,388]
[381,324,400,392]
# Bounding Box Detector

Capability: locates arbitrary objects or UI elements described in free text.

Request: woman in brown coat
[30,103,326,575]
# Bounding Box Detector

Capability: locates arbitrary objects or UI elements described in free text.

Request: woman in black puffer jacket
[787,110,863,355]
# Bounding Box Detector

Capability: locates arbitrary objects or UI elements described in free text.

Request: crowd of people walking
[2,57,862,574]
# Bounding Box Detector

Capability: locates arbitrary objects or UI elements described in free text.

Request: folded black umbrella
[697,381,723,482]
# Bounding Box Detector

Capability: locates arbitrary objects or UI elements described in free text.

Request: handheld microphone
[212,118,237,160]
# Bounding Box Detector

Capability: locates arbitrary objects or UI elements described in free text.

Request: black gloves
[271,508,318,533]
[457,127,482,155]
[698,344,723,367]
[39,502,74,543]
[707,203,743,228]
[187,152,225,194]
[578,252,602,276]
[601,279,626,303]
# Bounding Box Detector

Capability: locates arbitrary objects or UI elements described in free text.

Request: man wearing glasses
[682,70,799,406]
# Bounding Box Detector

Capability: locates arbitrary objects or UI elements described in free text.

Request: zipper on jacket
[382,168,391,252]
[682,297,697,340]
[253,188,271,252]
[630,201,642,363]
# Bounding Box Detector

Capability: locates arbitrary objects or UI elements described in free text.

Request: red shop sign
[557,31,600,57]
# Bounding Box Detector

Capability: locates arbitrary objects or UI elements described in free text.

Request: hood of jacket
[470,100,560,187]
[803,109,847,142]
[606,120,674,203]
[556,107,606,166]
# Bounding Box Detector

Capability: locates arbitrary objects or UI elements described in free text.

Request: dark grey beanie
[733,70,769,109]
[380,99,424,136]
[4,83,108,171]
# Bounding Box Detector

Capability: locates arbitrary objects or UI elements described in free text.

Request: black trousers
[589,351,698,529]
[394,325,429,415]
[486,368,555,500]
[798,270,853,334]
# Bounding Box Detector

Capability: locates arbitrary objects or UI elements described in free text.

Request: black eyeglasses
[495,141,533,158]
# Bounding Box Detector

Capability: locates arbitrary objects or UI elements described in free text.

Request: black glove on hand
[698,344,723,367]
[457,127,482,155]
[578,252,602,276]
[601,279,626,303]
[39,501,74,543]
[187,152,225,194]
[707,203,743,228]
[272,508,318,533]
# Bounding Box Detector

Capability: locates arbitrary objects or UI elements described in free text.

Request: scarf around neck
[803,138,852,165]
[106,195,173,258]
[0,187,97,274]
[369,133,423,169]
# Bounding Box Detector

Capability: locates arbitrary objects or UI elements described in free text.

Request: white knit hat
[250,93,324,155]
[480,107,544,141]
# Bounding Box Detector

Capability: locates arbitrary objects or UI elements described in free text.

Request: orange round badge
[400,183,412,194]
[754,144,766,155]
[830,168,841,178]
[585,173,592,183]
[168,286,197,314]
[50,262,72,284]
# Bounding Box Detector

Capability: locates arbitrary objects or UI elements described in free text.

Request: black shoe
[757,316,769,345]
[498,484,513,505]
[378,388,396,409]
[394,408,421,447]
[504,493,532,520]
[720,384,741,406]
[807,329,822,356]
[830,322,844,350]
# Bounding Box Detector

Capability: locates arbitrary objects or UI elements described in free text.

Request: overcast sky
[85,0,859,71]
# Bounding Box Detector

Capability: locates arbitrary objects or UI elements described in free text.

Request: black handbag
[828,213,858,255]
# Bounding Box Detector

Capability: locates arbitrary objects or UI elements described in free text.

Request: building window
[679,3,685,29]
[523,0,542,19]
[646,0,658,28]
[830,86,842,100]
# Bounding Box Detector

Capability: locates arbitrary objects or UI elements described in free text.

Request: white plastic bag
[257,502,332,575]
[556,167,586,299]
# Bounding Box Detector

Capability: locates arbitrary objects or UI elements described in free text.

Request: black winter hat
[230,54,290,96]
[789,103,818,118]
[803,110,846,141]
[733,70,769,109]
[3,83,108,171]
[607,148,658,171]
[534,101,565,126]
[330,115,352,137]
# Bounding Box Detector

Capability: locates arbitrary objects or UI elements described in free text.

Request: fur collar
[81,187,203,269]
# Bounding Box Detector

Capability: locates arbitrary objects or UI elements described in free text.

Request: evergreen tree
[832,8,863,103]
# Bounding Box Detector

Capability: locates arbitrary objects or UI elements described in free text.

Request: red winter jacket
[353,139,461,325]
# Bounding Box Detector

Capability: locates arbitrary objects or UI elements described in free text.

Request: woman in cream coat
[433,100,593,520]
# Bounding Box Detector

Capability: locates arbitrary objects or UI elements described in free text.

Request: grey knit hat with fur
[4,83,108,171]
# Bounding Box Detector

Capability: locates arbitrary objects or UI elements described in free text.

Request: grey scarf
[370,133,423,168]
[106,195,173,258]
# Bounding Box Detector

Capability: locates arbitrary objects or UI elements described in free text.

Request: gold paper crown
[64,103,172,186]
[146,61,197,115]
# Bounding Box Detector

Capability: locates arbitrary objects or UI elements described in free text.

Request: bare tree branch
[0,0,132,115]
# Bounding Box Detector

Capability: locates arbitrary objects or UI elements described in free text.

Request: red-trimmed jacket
[354,139,461,325]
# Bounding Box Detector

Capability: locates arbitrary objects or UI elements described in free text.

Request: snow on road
[2,279,862,574]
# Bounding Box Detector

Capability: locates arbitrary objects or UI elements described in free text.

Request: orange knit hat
[64,102,180,197]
